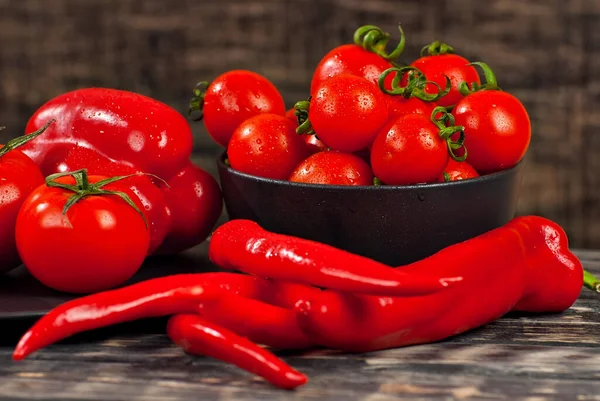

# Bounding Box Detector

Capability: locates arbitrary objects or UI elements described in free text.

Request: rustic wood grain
[0,0,598,248]
[0,249,598,400]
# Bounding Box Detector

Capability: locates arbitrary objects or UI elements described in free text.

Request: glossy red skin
[156,162,223,254]
[296,216,583,352]
[310,44,394,95]
[371,114,449,185]
[453,90,531,174]
[0,149,44,272]
[16,175,150,293]
[23,88,193,180]
[227,114,309,180]
[289,151,373,186]
[47,146,170,254]
[167,314,308,390]
[437,159,479,182]
[204,70,286,147]
[286,108,328,154]
[310,75,389,153]
[385,96,437,119]
[408,54,480,108]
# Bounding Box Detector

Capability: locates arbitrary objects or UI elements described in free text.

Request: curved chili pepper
[296,216,583,352]
[209,219,456,296]
[197,294,313,349]
[13,273,259,361]
[167,314,307,390]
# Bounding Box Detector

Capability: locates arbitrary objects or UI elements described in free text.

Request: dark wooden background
[0,0,599,248]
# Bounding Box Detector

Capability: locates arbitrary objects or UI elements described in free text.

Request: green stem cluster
[379,66,450,102]
[430,106,467,162]
[459,62,501,95]
[188,81,210,121]
[353,24,406,61]
[45,169,148,229]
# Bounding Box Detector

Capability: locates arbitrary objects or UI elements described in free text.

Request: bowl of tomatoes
[194,24,531,265]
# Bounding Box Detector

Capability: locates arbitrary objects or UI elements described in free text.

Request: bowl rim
[216,151,524,191]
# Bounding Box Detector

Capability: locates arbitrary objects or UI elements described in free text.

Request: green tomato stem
[0,120,55,159]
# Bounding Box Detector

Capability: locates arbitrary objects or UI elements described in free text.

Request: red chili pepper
[12,273,258,361]
[198,294,313,349]
[22,88,193,180]
[296,216,584,352]
[209,219,456,296]
[167,314,307,390]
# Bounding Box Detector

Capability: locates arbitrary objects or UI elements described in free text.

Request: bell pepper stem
[583,270,600,293]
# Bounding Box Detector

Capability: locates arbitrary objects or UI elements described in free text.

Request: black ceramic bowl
[217,153,523,266]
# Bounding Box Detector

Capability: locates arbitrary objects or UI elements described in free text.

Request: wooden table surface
[0,248,599,400]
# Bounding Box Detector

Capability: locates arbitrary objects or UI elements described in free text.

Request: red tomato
[286,108,327,154]
[310,75,389,153]
[199,70,286,147]
[409,54,479,108]
[156,162,223,254]
[0,148,44,272]
[371,114,449,185]
[23,88,193,180]
[437,159,479,182]
[385,96,437,119]
[47,146,170,255]
[227,114,308,180]
[289,151,373,186]
[16,174,150,293]
[310,45,395,95]
[453,90,531,174]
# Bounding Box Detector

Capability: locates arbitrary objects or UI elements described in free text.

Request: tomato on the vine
[190,70,286,148]
[453,63,531,174]
[310,25,405,94]
[305,74,389,153]
[16,170,150,293]
[227,114,308,180]
[438,159,479,182]
[289,151,373,186]
[385,96,437,119]
[371,108,465,185]
[407,41,480,108]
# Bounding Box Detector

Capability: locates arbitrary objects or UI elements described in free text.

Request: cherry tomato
[437,159,479,182]
[371,114,449,185]
[227,114,308,180]
[16,173,150,293]
[311,45,395,95]
[156,161,223,254]
[286,108,327,154]
[453,90,531,174]
[48,146,170,255]
[289,151,373,186]
[195,70,286,147]
[385,96,437,119]
[309,75,389,153]
[408,50,479,108]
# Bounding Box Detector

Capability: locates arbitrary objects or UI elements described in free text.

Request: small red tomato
[454,90,531,174]
[16,171,150,293]
[309,75,389,153]
[371,114,449,185]
[228,114,308,180]
[311,45,395,95]
[156,161,223,254]
[286,108,328,154]
[385,96,437,119]
[193,70,286,148]
[437,159,479,182]
[289,151,373,186]
[408,44,479,108]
